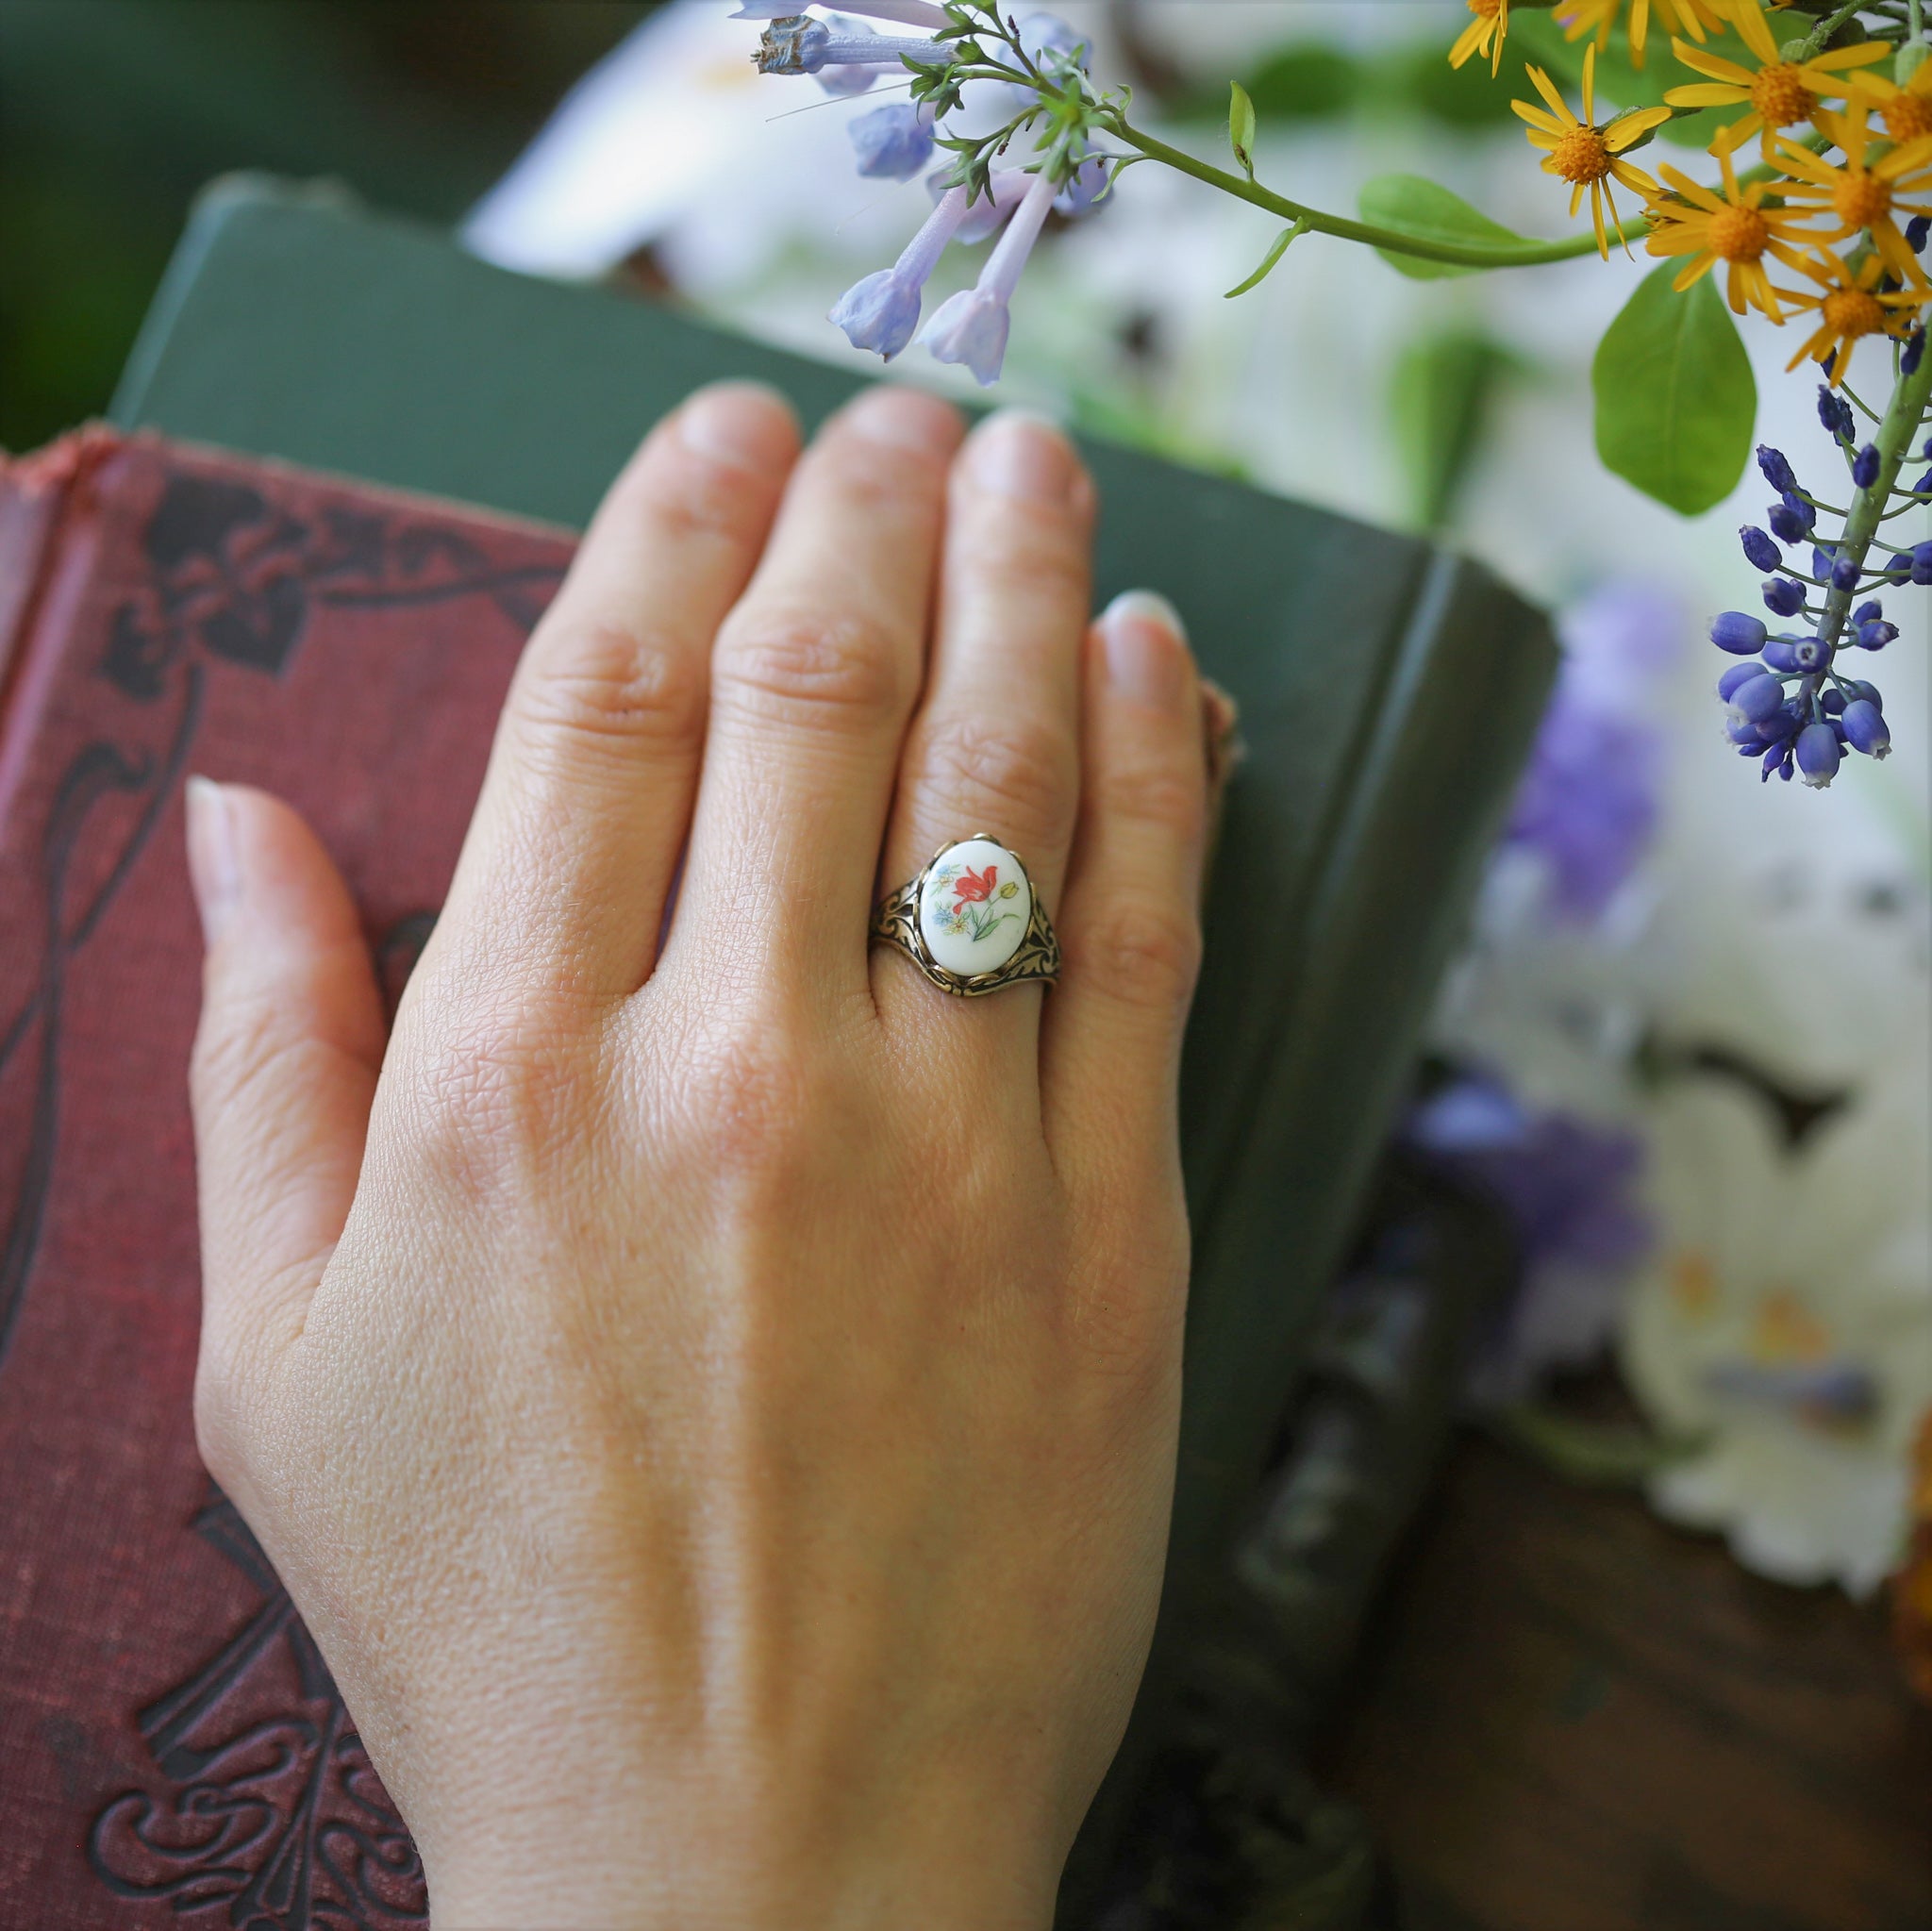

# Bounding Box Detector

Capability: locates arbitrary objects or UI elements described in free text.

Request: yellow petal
[1665,81,1749,107]
[1512,99,1568,133]
[1527,62,1575,125]
[1583,42,1598,125]
[1807,43,1895,73]
[1727,0,1779,67]
[1607,106,1672,149]
[1658,164,1725,212]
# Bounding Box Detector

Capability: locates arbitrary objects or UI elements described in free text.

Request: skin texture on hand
[185,385,1212,1931]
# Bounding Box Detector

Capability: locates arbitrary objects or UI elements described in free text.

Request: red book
[0,428,569,1926]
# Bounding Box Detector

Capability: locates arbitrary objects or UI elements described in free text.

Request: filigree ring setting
[871,835,1060,998]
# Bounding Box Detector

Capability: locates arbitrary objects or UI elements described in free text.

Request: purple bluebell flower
[1842,699,1890,757]
[1831,553,1860,591]
[753,11,941,90]
[1795,721,1841,789]
[733,0,948,23]
[829,185,971,360]
[1755,703,1799,741]
[1768,497,1810,543]
[1857,619,1897,649]
[1405,1076,1650,1401]
[1740,524,1781,571]
[1709,610,1766,654]
[1717,661,1765,700]
[1914,469,1932,496]
[1910,215,1932,253]
[851,100,938,178]
[1907,325,1927,375]
[934,167,1031,244]
[1853,598,1882,625]
[1761,741,1794,782]
[1757,444,1798,494]
[1018,11,1092,71]
[1842,678,1883,707]
[1853,443,1881,489]
[1762,576,1807,618]
[921,169,1058,385]
[1055,153,1113,217]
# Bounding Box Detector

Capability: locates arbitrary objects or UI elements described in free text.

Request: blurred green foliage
[0,0,651,451]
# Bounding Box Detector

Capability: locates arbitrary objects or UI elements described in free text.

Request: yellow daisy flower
[1772,104,1932,287]
[1643,147,1815,319]
[1450,0,1509,79]
[1777,248,1931,385]
[1848,59,1932,149]
[1663,0,1891,156]
[1554,0,1730,67]
[1514,45,1671,258]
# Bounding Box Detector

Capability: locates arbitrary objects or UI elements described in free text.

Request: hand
[186,384,1212,1930]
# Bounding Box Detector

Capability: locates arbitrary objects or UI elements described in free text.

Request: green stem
[1109,119,1644,269]
[1803,0,1880,54]
[1821,344,1932,647]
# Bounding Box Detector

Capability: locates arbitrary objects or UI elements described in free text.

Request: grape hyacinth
[1707,382,1931,782]
[742,4,1120,386]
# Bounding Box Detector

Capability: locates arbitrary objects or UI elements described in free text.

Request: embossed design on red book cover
[0,433,572,1926]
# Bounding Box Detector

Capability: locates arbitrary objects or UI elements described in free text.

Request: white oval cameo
[919,839,1031,978]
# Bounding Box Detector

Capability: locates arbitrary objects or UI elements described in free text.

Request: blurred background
[6,4,1929,1927]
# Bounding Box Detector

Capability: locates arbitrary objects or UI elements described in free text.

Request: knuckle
[1080,897,1201,1009]
[635,452,768,547]
[962,509,1091,605]
[1103,755,1208,837]
[917,712,1075,847]
[512,620,706,758]
[684,1022,823,1179]
[713,606,907,731]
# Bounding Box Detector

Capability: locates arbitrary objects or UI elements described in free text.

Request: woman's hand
[185,384,1212,1930]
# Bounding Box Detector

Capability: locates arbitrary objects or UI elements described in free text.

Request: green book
[111,175,1556,1907]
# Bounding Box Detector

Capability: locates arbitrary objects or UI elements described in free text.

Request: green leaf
[1224,218,1307,299]
[1357,175,1534,279]
[1228,79,1257,178]
[1593,261,1756,516]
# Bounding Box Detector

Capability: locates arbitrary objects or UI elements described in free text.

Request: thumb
[186,777,385,1443]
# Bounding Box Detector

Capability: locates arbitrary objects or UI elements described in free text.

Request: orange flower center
[1550,124,1613,186]
[1468,0,1503,16]
[1884,92,1932,143]
[1708,203,1769,261]
[1834,172,1892,231]
[1751,63,1816,128]
[1824,286,1889,341]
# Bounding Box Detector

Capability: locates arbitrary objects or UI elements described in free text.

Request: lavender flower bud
[1756,704,1800,742]
[1914,541,1932,584]
[1757,444,1798,495]
[1831,554,1860,591]
[1812,542,1838,578]
[1795,721,1842,789]
[1818,387,1856,439]
[1821,686,1846,715]
[828,270,925,359]
[1915,470,1932,496]
[1841,679,1883,708]
[1853,600,1882,625]
[1726,674,1786,726]
[1769,499,1810,543]
[1841,699,1890,757]
[1857,619,1897,649]
[851,101,938,179]
[1740,525,1781,571]
[1853,443,1881,489]
[1910,215,1932,253]
[1761,742,1793,783]
[1718,661,1766,700]
[922,171,1057,385]
[1018,10,1092,70]
[1762,576,1807,618]
[1764,633,1830,673]
[1725,712,1768,746]
[1907,326,1927,375]
[1710,610,1767,654]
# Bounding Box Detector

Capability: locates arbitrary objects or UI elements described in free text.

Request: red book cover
[0,429,571,1926]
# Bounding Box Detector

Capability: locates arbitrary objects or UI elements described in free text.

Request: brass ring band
[871,835,1060,998]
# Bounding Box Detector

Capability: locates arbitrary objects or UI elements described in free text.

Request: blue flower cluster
[1710,424,1922,787]
[741,3,1114,385]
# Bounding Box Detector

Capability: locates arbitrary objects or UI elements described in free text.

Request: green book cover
[110,175,1556,1905]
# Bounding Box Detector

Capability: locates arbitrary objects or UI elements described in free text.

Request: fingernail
[1100,591,1189,710]
[967,408,1079,506]
[841,383,962,458]
[678,382,795,472]
[184,774,240,944]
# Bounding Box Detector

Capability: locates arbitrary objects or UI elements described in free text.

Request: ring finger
[874,411,1095,1063]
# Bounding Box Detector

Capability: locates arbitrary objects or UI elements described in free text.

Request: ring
[871,835,1060,998]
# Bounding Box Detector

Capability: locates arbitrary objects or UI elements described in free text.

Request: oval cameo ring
[871,835,1061,997]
